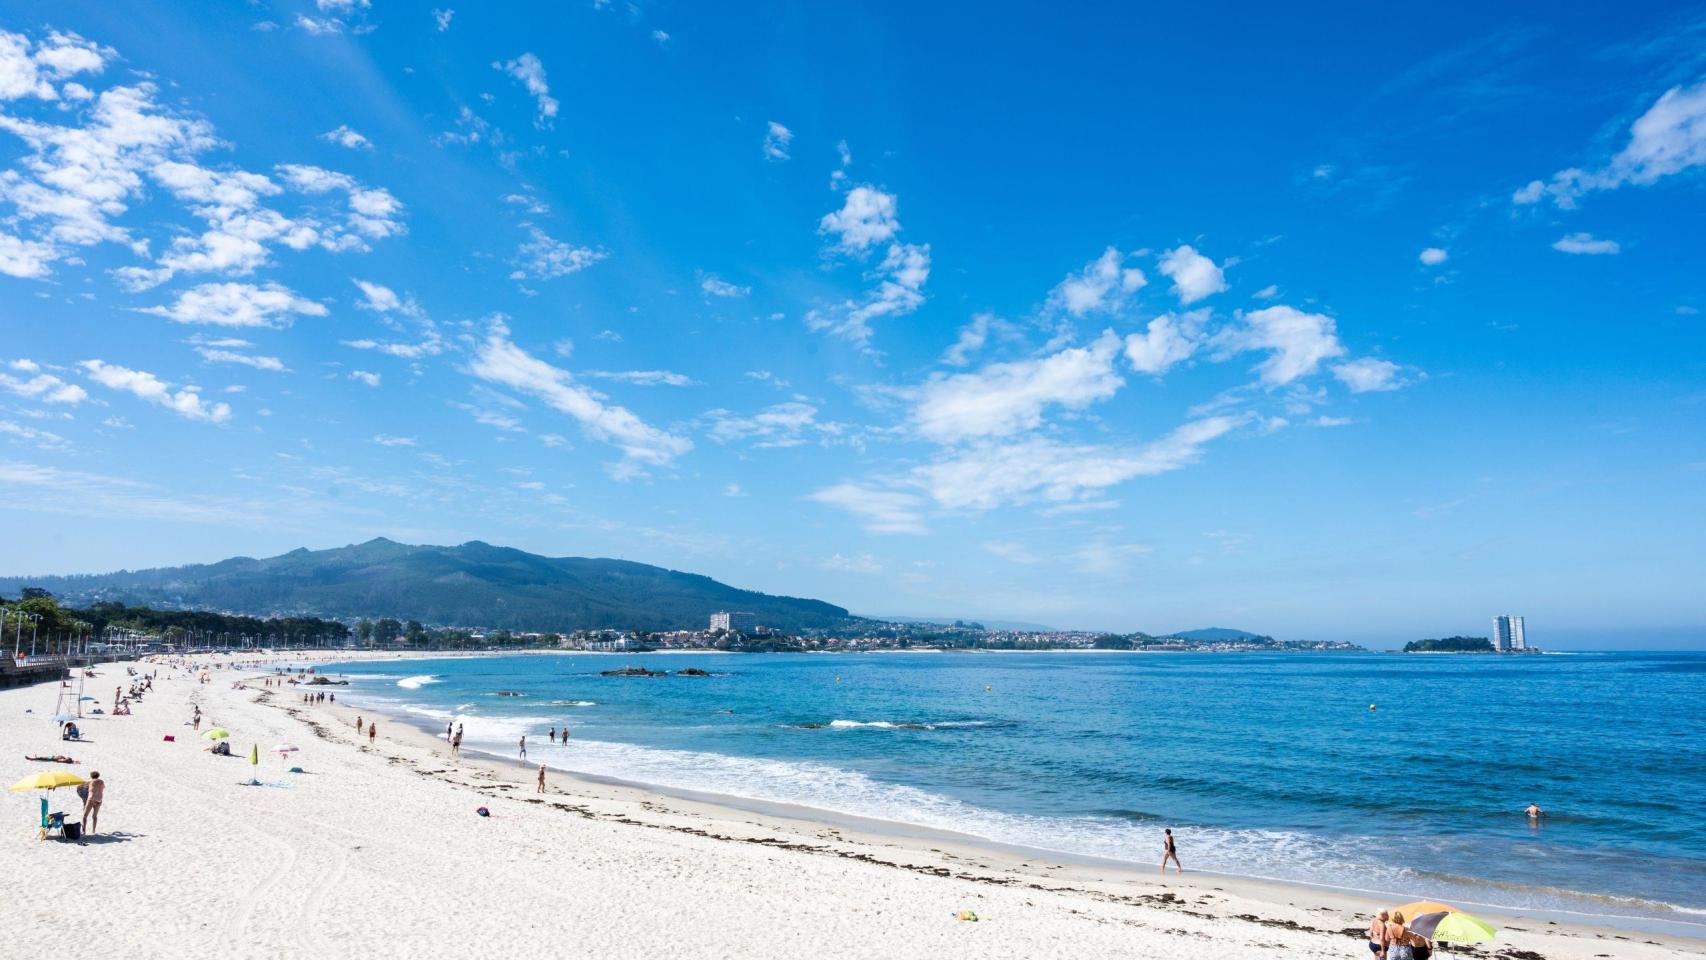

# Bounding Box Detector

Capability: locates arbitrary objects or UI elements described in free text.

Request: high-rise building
[1491,615,1526,652]
[709,611,757,633]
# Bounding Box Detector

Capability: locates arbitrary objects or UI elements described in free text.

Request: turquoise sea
[326,650,1706,933]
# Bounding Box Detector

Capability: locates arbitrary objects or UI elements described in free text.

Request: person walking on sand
[356,715,363,733]
[536,763,546,793]
[1160,828,1182,874]
[83,771,104,836]
[518,735,527,759]
[368,721,376,745]
[451,727,462,757]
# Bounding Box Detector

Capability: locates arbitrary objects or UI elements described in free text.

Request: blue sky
[2,2,1703,646]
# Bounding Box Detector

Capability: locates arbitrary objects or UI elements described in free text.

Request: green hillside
[1,538,855,632]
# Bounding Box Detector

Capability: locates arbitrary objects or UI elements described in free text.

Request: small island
[1403,636,1494,653]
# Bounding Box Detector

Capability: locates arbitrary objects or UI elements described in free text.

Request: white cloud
[353,278,403,313]
[349,370,381,387]
[0,419,69,452]
[722,483,745,497]
[321,124,371,150]
[807,482,927,535]
[1048,247,1146,317]
[0,231,57,278]
[809,184,931,347]
[514,225,604,280]
[372,434,416,446]
[1123,310,1205,376]
[140,282,327,327]
[584,370,697,387]
[1419,247,1449,265]
[830,139,852,188]
[1157,245,1227,304]
[295,16,344,36]
[1070,540,1153,576]
[911,331,1123,443]
[1552,232,1621,255]
[1217,305,1345,386]
[274,164,405,245]
[80,359,231,422]
[808,242,930,347]
[1252,284,1280,300]
[195,347,286,372]
[0,77,216,276]
[317,0,370,11]
[503,192,549,214]
[0,29,110,102]
[343,334,444,360]
[816,416,1242,530]
[914,417,1241,512]
[706,401,836,448]
[823,552,883,574]
[1332,357,1409,393]
[762,121,792,162]
[941,313,994,367]
[700,273,749,298]
[0,360,88,404]
[468,319,691,470]
[651,30,670,44]
[1516,79,1706,208]
[819,185,899,253]
[432,9,454,31]
[493,53,558,125]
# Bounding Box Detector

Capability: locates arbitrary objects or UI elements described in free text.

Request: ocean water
[325,650,1706,933]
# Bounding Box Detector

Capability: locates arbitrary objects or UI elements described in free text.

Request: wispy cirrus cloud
[80,359,231,423]
[467,319,690,474]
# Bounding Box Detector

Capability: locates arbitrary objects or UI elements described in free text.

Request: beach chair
[38,799,67,841]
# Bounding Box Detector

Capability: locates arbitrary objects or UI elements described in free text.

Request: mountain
[0,538,855,632]
[1166,627,1264,642]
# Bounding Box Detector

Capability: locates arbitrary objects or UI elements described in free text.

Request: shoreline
[304,650,1705,943]
[8,651,1700,959]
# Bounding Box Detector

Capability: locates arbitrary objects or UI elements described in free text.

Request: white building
[710,611,757,633]
[1491,615,1526,652]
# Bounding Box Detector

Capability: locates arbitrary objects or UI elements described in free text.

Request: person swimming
[1525,802,1544,819]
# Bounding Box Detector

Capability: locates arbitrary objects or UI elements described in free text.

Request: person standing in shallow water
[518,735,527,759]
[1160,828,1182,874]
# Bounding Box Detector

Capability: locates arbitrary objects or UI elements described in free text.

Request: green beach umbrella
[249,743,258,765]
[203,727,230,740]
[1409,910,1496,944]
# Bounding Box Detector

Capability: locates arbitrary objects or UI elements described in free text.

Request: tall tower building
[1491,615,1526,652]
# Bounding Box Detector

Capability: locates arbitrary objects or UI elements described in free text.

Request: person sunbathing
[25,755,78,763]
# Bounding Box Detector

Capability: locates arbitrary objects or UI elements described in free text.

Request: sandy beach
[4,653,1699,960]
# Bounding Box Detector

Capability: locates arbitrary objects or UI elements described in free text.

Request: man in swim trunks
[83,771,104,835]
[1525,802,1544,819]
[1160,828,1182,873]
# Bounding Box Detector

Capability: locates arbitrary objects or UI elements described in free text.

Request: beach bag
[61,821,82,841]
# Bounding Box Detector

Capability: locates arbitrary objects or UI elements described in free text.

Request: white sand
[3,654,1699,960]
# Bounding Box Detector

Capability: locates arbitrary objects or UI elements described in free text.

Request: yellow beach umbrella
[1393,900,1456,921]
[8,771,86,792]
[203,727,230,740]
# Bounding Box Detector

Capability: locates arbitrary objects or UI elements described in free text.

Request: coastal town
[1,589,1363,666]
